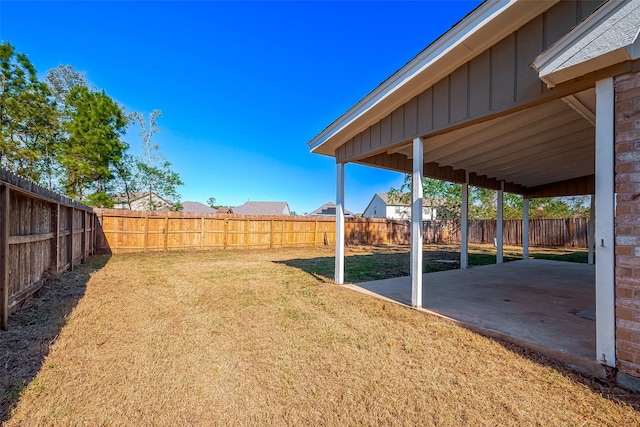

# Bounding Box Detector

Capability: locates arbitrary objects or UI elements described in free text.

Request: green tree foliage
[0,41,59,184]
[388,174,590,225]
[131,110,183,211]
[59,85,128,206]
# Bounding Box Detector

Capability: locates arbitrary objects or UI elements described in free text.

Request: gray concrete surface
[348,259,604,377]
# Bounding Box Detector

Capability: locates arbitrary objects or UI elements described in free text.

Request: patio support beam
[411,137,423,308]
[595,77,615,367]
[496,181,504,264]
[588,194,595,265]
[335,162,345,285]
[461,172,469,269]
[523,198,529,259]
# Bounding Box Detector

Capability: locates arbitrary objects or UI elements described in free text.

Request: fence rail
[0,169,95,330]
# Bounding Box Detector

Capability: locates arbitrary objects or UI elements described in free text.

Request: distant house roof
[181,201,217,214]
[233,201,291,216]
[215,207,234,214]
[309,202,354,217]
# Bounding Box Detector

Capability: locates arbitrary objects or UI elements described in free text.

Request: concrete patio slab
[347,259,605,378]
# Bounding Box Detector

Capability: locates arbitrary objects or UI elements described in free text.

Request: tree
[131,110,183,211]
[207,197,217,208]
[0,41,59,184]
[59,85,128,206]
[112,153,140,210]
[389,174,590,226]
[45,64,88,107]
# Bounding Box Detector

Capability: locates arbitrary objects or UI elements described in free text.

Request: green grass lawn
[283,243,589,283]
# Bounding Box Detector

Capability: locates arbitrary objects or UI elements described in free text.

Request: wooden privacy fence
[448,218,590,247]
[94,210,422,253]
[0,169,96,330]
[95,210,590,254]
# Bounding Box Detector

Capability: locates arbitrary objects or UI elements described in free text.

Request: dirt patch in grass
[2,247,638,426]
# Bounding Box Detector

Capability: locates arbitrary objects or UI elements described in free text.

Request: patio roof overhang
[308,0,640,198]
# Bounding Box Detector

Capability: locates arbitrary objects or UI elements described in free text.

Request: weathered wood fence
[0,169,95,330]
[449,218,590,247]
[94,210,591,254]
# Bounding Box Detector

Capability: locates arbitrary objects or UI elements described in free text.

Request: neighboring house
[309,202,354,218]
[232,201,291,216]
[181,201,217,214]
[113,192,174,211]
[363,193,437,220]
[215,207,234,214]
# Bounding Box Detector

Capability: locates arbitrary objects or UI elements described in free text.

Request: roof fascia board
[534,0,640,87]
[308,0,558,155]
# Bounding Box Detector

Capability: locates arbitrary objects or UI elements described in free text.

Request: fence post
[223,218,229,250]
[314,221,318,247]
[201,217,205,250]
[68,207,74,271]
[52,203,60,275]
[81,210,87,263]
[270,219,274,249]
[0,185,9,330]
[143,215,149,252]
[246,219,250,249]
[163,212,169,252]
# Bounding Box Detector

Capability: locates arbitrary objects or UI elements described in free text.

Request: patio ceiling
[382,88,596,190]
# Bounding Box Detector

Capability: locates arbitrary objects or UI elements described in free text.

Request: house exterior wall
[614,70,640,388]
[364,195,436,220]
[115,194,171,211]
[363,196,387,218]
[335,0,605,165]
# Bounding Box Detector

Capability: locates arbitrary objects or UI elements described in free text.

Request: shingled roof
[232,201,291,216]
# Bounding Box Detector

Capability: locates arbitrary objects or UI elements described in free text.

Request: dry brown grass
[2,246,640,426]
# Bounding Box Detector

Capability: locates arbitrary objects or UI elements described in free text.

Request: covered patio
[308,0,640,386]
[347,259,603,377]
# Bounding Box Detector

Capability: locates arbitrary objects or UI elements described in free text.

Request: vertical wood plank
[0,185,9,330]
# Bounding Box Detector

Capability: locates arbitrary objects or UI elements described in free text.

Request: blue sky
[1,0,482,214]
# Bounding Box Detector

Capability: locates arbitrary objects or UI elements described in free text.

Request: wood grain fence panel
[1,169,95,329]
[204,217,225,248]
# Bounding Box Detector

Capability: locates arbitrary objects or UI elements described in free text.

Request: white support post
[496,182,504,264]
[595,77,616,367]
[335,163,345,285]
[411,137,423,308]
[522,198,529,259]
[460,172,469,269]
[588,194,595,265]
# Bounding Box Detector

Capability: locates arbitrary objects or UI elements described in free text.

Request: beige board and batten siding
[335,0,605,167]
